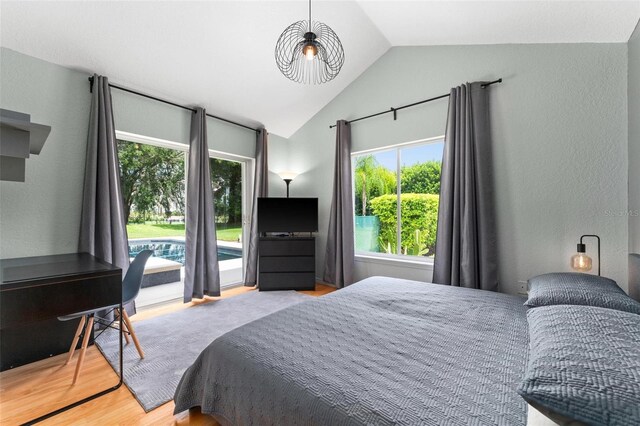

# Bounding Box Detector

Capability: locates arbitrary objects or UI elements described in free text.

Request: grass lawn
[127,222,242,242]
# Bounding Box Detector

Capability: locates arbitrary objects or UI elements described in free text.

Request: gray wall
[629,22,640,255]
[287,44,629,294]
[1,48,90,258]
[0,47,284,259]
[629,20,640,300]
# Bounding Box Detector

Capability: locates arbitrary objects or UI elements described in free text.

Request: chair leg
[72,316,94,385]
[65,316,86,365]
[122,310,144,359]
[116,309,131,344]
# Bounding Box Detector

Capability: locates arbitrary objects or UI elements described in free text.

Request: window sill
[355,253,434,270]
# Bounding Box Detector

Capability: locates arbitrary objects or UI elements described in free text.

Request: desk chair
[59,250,153,384]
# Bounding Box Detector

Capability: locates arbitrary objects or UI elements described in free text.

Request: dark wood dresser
[0,252,122,371]
[258,237,315,291]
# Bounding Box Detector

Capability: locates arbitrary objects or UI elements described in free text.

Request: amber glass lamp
[570,235,600,276]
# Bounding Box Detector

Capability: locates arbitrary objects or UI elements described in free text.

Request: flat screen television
[258,197,318,233]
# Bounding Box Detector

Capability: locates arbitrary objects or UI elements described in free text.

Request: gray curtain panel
[323,120,355,288]
[79,74,132,313]
[184,108,220,302]
[433,82,498,291]
[244,129,269,287]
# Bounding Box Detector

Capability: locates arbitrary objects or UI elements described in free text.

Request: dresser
[258,237,316,291]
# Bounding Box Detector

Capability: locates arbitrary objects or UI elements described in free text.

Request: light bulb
[303,43,317,61]
[571,252,592,272]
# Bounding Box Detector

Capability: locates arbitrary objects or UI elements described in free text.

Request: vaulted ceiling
[1,1,639,138]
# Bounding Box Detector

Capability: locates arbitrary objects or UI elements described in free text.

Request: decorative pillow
[519,305,640,426]
[525,272,640,315]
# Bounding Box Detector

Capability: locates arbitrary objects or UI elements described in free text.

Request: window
[352,137,444,260]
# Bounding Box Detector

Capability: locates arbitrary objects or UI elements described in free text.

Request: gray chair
[59,250,153,384]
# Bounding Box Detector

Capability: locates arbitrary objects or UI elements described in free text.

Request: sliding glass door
[116,132,252,307]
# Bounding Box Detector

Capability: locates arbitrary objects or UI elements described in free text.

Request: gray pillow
[519,305,640,426]
[525,272,640,315]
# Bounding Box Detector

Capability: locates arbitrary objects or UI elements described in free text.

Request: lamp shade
[274,0,344,84]
[278,171,298,181]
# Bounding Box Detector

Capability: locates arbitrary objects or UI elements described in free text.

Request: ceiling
[1,1,639,138]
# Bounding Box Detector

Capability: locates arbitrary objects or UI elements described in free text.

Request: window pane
[353,150,397,254]
[210,158,244,286]
[118,140,186,241]
[399,142,443,257]
[210,158,243,244]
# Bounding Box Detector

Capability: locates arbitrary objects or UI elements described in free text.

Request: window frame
[351,135,444,264]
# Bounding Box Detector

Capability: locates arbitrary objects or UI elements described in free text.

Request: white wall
[0,47,287,259]
[629,21,640,255]
[287,44,629,294]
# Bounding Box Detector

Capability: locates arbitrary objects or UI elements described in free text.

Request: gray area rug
[95,290,310,412]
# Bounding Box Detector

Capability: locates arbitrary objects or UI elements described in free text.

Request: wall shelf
[0,109,51,182]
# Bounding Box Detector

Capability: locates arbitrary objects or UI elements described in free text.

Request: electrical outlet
[517,280,528,296]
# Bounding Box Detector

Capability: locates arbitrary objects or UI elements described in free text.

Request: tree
[210,158,242,225]
[354,155,396,216]
[400,161,441,195]
[117,140,185,223]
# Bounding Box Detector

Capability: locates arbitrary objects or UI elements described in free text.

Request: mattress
[174,276,529,425]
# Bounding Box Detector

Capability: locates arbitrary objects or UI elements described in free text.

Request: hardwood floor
[0,284,335,426]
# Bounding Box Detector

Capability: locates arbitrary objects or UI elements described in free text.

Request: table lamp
[570,234,600,276]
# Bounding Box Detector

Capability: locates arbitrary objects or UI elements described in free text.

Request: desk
[0,252,123,424]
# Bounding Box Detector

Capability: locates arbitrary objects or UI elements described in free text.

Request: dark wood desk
[0,252,123,424]
[0,252,122,369]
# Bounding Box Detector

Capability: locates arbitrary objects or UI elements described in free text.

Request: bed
[173,276,529,425]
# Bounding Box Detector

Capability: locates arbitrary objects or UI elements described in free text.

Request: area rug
[95,290,310,412]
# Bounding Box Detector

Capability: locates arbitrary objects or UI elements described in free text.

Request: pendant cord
[309,0,312,32]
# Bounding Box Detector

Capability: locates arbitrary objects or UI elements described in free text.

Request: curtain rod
[329,78,502,129]
[88,77,260,134]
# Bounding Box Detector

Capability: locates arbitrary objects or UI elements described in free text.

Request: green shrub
[128,211,145,224]
[400,161,441,195]
[369,193,439,256]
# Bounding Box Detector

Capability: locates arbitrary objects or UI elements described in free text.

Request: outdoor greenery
[354,154,442,257]
[210,158,242,225]
[354,155,396,216]
[401,161,441,195]
[118,141,243,240]
[126,222,241,242]
[369,194,439,256]
[118,140,185,224]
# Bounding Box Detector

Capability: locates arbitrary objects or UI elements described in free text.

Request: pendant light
[275,0,345,84]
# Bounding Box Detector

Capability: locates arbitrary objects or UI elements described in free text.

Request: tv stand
[258,236,315,291]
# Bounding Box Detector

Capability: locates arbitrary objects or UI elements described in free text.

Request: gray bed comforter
[174,276,529,426]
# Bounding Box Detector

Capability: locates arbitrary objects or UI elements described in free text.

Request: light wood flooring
[0,284,335,425]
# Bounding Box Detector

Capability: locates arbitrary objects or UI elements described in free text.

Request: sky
[371,141,444,170]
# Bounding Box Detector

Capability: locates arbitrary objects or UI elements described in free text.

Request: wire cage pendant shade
[275,1,344,84]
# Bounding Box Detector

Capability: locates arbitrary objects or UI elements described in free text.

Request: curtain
[184,108,220,302]
[244,129,269,287]
[79,74,132,313]
[433,82,498,291]
[323,120,355,288]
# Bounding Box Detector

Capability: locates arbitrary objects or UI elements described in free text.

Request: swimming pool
[129,239,242,265]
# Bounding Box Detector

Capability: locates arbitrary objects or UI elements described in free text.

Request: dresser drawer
[259,272,315,291]
[259,256,315,273]
[259,239,315,256]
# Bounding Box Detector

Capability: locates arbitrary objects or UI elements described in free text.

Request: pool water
[129,240,242,265]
